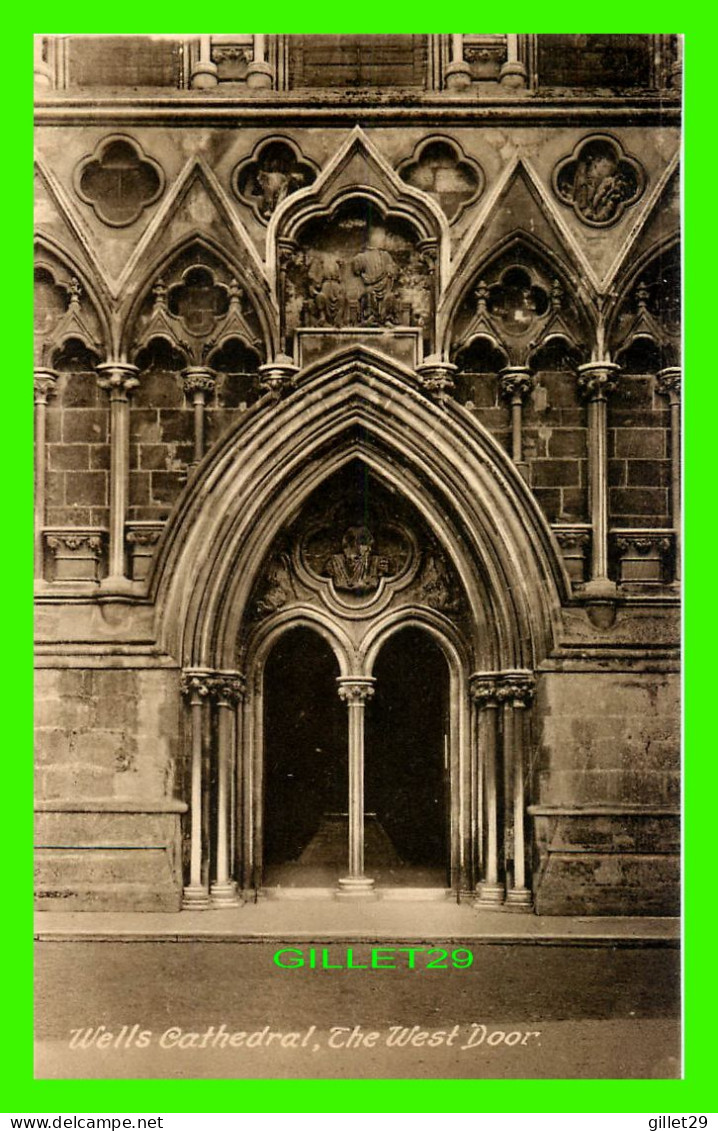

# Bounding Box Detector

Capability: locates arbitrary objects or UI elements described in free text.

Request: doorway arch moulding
[152,346,568,907]
[151,345,568,671]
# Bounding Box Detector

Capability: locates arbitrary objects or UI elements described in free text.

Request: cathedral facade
[33,35,681,916]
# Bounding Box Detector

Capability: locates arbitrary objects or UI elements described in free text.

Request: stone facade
[34,34,681,915]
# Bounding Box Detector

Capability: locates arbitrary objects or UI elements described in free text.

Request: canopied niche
[281,198,435,364]
[269,127,447,367]
[131,245,264,370]
[34,252,104,369]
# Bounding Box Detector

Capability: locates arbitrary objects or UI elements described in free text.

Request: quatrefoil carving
[232,137,319,224]
[397,136,484,223]
[74,134,165,227]
[552,134,645,227]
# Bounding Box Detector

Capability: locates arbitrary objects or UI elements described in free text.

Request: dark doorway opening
[263,627,348,887]
[365,627,450,887]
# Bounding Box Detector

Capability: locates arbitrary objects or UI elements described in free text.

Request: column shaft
[509,705,529,897]
[451,34,463,63]
[109,393,129,579]
[482,704,500,890]
[193,394,205,463]
[670,398,681,581]
[337,679,375,898]
[511,398,523,463]
[35,398,47,576]
[215,700,232,886]
[348,701,365,878]
[588,395,608,580]
[502,673,534,908]
[182,368,215,466]
[472,675,505,907]
[499,368,533,469]
[188,693,206,897]
[34,371,57,579]
[578,362,619,593]
[96,364,139,587]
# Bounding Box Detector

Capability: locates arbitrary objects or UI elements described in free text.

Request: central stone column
[656,366,681,583]
[336,678,376,899]
[502,671,535,908]
[96,362,140,593]
[499,366,534,477]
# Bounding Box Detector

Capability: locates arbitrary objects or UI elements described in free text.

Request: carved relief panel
[232,137,319,223]
[282,200,435,353]
[552,134,645,227]
[245,463,466,646]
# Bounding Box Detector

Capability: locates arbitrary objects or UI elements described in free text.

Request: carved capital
[207,671,246,706]
[616,534,673,555]
[96,362,140,401]
[469,672,501,706]
[34,368,59,405]
[499,366,534,403]
[497,669,535,708]
[337,679,375,705]
[577,362,620,402]
[416,359,457,405]
[554,529,590,551]
[180,669,214,702]
[181,366,217,400]
[656,366,681,402]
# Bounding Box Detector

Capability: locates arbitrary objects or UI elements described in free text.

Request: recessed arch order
[151,346,568,673]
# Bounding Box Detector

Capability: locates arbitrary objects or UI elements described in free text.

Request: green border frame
[12,11,708,1113]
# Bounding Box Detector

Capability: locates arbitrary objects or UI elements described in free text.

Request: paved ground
[34,906,681,1080]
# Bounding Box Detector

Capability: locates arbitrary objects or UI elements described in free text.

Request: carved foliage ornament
[74,135,164,227]
[232,138,319,223]
[470,671,535,707]
[553,134,645,227]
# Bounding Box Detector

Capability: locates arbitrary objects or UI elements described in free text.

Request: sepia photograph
[33,32,682,1081]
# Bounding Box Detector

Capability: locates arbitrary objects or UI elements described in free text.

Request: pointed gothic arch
[34,233,112,358]
[439,228,598,360]
[119,231,278,361]
[151,345,567,671]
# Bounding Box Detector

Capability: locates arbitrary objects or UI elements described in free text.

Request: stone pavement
[34,901,681,944]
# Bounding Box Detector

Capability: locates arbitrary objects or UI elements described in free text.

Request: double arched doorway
[262,624,452,894]
[162,349,566,908]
